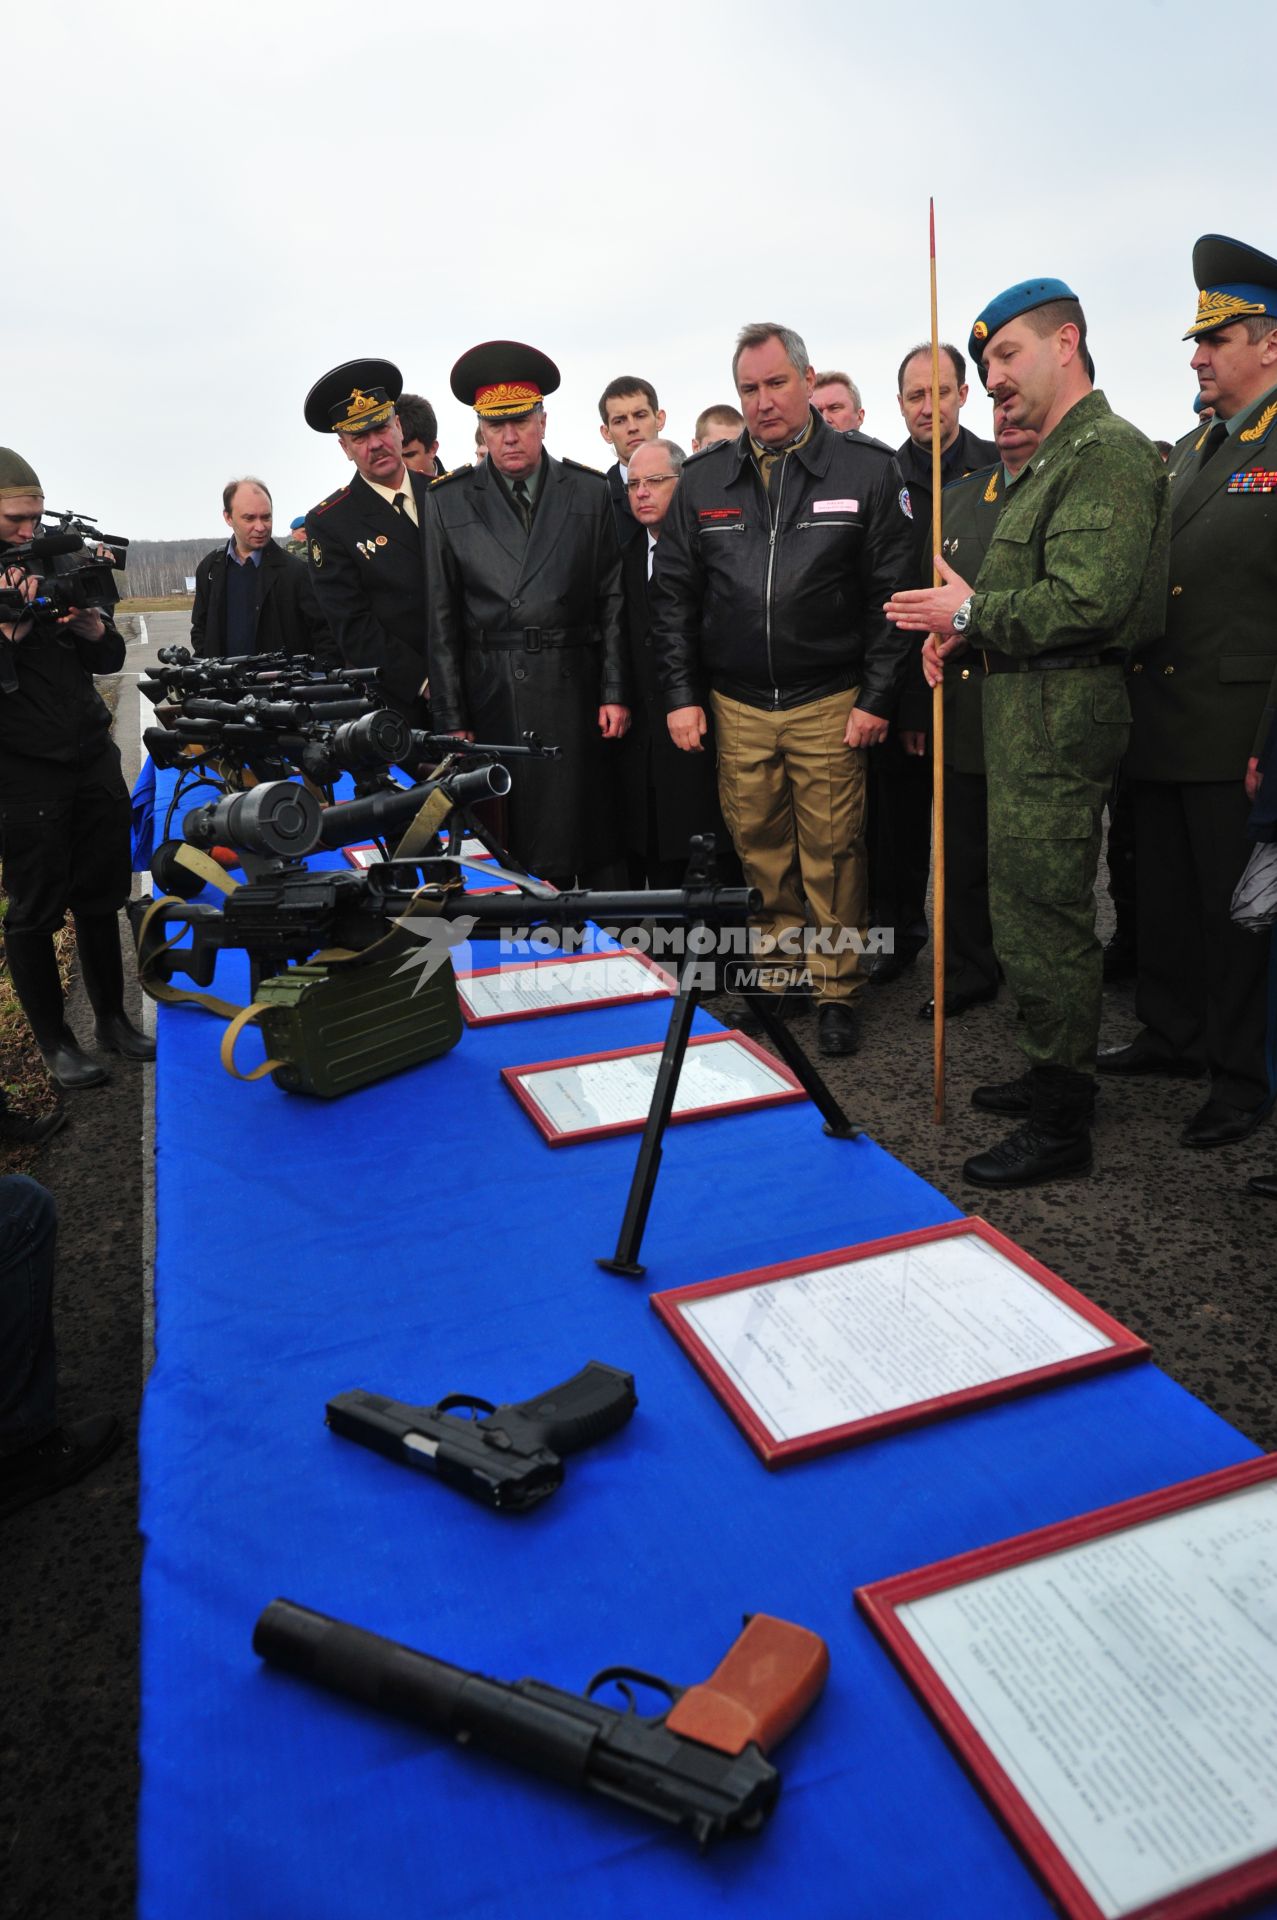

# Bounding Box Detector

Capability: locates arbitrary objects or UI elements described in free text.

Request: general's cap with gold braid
[304,359,404,435]
[1184,234,1277,340]
[450,341,560,420]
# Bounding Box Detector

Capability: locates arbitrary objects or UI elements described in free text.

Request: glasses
[625,474,678,493]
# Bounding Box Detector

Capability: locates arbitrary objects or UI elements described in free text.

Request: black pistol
[324,1361,637,1513]
[253,1601,829,1850]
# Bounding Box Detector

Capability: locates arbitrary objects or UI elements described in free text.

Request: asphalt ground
[3,609,1273,1918]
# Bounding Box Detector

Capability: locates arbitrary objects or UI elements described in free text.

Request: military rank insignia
[1228,470,1277,492]
[310,540,323,567]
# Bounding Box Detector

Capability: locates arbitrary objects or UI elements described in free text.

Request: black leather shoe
[39,1033,109,1090]
[917,984,998,1021]
[963,1121,1093,1187]
[1247,1173,1277,1199]
[0,1105,67,1147]
[1096,1035,1204,1078]
[1180,1095,1273,1150]
[816,1002,862,1056]
[94,1011,156,1061]
[1101,938,1138,983]
[0,1413,123,1522]
[971,1072,1034,1114]
[864,950,919,988]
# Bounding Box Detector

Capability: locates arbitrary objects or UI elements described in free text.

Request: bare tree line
[114,536,222,599]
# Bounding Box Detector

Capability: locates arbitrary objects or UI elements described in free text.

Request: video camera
[0,508,128,627]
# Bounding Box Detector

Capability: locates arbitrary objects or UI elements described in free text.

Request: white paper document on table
[460,955,672,1022]
[520,1036,793,1136]
[896,1480,1277,1918]
[678,1234,1113,1439]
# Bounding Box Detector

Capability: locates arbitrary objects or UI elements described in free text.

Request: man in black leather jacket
[0,449,152,1089]
[650,323,916,1054]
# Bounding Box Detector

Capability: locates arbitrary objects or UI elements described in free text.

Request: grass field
[117,596,194,613]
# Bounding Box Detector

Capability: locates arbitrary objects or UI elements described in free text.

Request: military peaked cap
[450,341,560,419]
[305,359,403,434]
[1184,234,1277,339]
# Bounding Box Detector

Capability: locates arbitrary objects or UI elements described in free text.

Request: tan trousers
[710,687,867,1003]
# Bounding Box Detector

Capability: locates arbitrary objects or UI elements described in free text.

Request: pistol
[253,1601,828,1849]
[325,1361,637,1513]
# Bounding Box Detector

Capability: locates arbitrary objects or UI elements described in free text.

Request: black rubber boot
[4,930,108,1088]
[75,913,155,1062]
[964,1068,1095,1187]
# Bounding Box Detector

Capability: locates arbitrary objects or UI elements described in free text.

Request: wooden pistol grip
[664,1614,829,1756]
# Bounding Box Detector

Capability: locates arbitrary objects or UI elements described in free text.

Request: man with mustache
[887,279,1169,1186]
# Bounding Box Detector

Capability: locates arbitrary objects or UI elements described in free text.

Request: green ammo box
[252,949,463,1097]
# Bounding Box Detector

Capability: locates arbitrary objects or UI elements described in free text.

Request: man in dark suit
[191,477,336,665]
[598,375,665,551]
[614,437,734,887]
[871,342,998,988]
[425,341,629,887]
[1100,233,1277,1148]
[302,359,431,719]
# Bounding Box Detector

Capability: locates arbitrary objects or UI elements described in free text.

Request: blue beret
[289,514,307,530]
[969,278,1080,388]
[1192,393,1210,416]
[1184,233,1277,339]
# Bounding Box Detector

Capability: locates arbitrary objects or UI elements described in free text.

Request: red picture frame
[341,843,384,869]
[500,1029,805,1145]
[650,1218,1149,1466]
[456,949,676,1027]
[856,1454,1277,1920]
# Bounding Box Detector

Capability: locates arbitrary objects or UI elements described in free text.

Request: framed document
[457,951,675,1026]
[341,843,384,869]
[501,1030,804,1144]
[650,1219,1148,1465]
[856,1454,1277,1920]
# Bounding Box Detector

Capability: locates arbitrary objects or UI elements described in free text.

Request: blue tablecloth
[138,827,1270,1919]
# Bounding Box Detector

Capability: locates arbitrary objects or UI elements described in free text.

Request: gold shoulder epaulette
[1240,399,1277,444]
[561,456,606,478]
[428,465,470,487]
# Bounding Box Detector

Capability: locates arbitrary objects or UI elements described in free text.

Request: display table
[138,866,1270,1918]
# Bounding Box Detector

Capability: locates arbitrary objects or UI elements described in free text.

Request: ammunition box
[253,950,462,1097]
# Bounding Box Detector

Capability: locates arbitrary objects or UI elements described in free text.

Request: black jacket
[893,425,1000,730]
[305,469,430,713]
[190,539,337,667]
[424,452,627,877]
[650,410,916,717]
[0,541,124,765]
[613,531,730,865]
[606,462,644,550]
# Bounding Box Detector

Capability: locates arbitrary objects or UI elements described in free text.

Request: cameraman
[0,449,152,1089]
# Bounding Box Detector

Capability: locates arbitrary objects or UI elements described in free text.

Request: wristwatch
[951,595,974,634]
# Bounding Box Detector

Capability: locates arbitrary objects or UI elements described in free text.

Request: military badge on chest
[356,535,390,559]
[1228,470,1277,493]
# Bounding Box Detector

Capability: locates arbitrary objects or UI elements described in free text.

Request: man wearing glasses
[424,340,629,888]
[613,439,734,888]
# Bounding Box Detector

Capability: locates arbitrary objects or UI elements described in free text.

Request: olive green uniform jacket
[965,391,1170,1072]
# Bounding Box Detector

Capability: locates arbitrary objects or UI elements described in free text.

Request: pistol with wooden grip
[253,1601,829,1849]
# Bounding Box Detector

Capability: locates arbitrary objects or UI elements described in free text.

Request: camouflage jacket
[967,391,1169,661]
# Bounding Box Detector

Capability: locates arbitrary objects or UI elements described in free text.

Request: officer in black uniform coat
[425,341,629,886]
[302,359,430,718]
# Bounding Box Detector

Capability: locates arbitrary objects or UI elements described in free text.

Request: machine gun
[253,1601,829,1850]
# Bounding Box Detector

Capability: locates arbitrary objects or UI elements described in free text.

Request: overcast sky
[5,0,1266,541]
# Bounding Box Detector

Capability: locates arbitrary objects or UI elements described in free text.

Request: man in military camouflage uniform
[887,279,1169,1186]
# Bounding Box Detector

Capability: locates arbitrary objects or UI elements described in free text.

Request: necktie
[512,479,532,532]
[1201,421,1228,462]
[392,491,407,515]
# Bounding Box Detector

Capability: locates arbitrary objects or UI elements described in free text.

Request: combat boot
[963,1068,1095,1187]
[970,1071,1033,1115]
